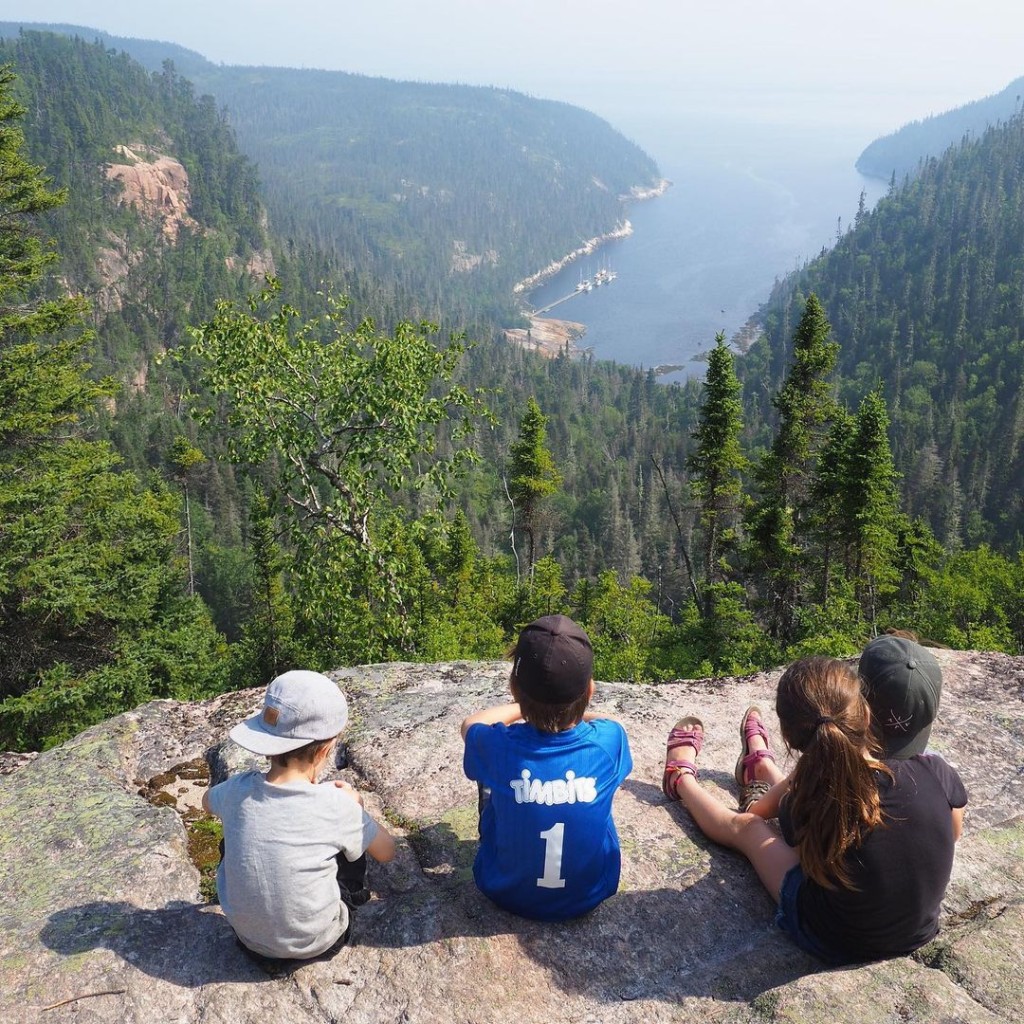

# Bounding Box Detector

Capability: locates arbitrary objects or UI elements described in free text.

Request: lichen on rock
[1,651,1022,1023]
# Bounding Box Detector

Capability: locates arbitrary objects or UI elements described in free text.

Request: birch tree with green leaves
[187,283,491,662]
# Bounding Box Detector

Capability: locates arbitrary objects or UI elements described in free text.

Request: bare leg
[667,724,797,902]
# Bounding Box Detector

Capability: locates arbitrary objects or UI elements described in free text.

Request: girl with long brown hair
[662,656,967,963]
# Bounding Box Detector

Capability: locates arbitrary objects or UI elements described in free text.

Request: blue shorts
[775,865,860,967]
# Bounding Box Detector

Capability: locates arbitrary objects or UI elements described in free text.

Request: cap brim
[229,716,311,756]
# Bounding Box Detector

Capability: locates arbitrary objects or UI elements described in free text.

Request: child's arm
[460,702,522,740]
[746,773,792,819]
[332,779,397,862]
[951,805,965,841]
[366,821,396,863]
[582,710,618,722]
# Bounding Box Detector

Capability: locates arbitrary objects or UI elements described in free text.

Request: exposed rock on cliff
[106,144,199,242]
[1,651,1022,1023]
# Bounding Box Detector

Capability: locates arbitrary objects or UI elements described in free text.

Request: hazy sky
[4,0,1024,149]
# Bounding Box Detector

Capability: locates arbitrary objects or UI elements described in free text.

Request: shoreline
[511,219,635,297]
[505,177,672,359]
[504,316,588,359]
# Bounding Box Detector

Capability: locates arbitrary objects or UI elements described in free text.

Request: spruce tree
[0,65,224,749]
[842,389,902,625]
[687,332,747,591]
[507,397,562,575]
[746,293,839,644]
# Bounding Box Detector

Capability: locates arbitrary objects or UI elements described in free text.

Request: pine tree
[687,332,747,591]
[757,294,839,510]
[842,389,902,625]
[507,397,562,575]
[807,407,855,606]
[746,294,839,643]
[0,65,225,749]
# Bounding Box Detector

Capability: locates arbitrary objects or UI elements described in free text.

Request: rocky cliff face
[106,145,199,242]
[1,651,1022,1023]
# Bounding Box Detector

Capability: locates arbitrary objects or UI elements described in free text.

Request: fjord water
[527,113,889,381]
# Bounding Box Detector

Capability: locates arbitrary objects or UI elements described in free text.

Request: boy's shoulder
[207,768,262,813]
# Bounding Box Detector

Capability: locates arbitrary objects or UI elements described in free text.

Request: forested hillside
[856,73,1024,181]
[0,22,662,328]
[750,113,1024,550]
[4,28,1024,758]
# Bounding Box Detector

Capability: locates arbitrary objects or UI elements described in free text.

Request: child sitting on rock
[461,615,633,921]
[662,656,966,964]
[203,670,395,960]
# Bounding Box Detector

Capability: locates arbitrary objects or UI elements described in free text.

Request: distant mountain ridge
[0,21,662,327]
[0,21,211,75]
[857,74,1024,181]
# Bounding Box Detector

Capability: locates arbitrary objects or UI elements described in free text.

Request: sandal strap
[743,715,771,744]
[740,748,776,769]
[736,746,777,787]
[666,726,703,755]
[662,760,698,800]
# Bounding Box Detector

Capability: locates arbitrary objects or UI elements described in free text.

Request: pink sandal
[663,717,703,800]
[735,706,776,810]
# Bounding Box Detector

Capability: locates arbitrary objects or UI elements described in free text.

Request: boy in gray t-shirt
[203,670,395,959]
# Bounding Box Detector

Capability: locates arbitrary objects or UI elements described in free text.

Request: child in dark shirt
[662,656,966,964]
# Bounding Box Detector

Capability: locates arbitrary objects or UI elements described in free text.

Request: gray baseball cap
[230,670,348,756]
[858,636,942,758]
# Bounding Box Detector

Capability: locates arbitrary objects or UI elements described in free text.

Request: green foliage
[745,295,839,643]
[508,397,562,572]
[187,282,491,662]
[183,64,662,326]
[576,571,672,682]
[857,74,1024,181]
[6,25,1024,703]
[0,61,226,750]
[753,114,1024,548]
[910,546,1024,653]
[842,390,902,618]
[687,332,746,588]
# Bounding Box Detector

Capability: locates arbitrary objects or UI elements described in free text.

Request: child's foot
[663,717,704,800]
[735,706,776,810]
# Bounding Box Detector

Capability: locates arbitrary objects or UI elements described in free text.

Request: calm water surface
[527,115,889,381]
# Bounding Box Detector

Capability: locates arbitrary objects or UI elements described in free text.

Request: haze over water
[528,112,889,381]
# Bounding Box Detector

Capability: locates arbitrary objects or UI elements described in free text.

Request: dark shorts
[775,865,860,967]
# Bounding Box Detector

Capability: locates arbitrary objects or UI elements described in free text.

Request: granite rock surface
[1,650,1022,1023]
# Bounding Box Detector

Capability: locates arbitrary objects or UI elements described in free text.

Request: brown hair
[268,737,335,770]
[510,668,590,733]
[776,657,891,890]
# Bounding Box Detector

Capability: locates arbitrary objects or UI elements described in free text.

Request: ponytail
[776,657,891,890]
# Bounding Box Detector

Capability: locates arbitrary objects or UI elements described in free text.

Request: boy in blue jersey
[461,615,633,921]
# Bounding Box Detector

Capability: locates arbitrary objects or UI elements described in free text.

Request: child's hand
[333,779,364,806]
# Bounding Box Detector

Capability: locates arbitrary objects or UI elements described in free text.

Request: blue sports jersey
[463,718,633,921]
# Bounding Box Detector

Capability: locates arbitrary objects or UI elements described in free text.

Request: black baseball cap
[513,615,593,705]
[858,636,942,758]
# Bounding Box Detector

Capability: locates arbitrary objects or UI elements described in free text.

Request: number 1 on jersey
[537,822,566,888]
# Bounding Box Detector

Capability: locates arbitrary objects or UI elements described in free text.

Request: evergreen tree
[842,389,902,625]
[807,407,855,607]
[687,332,747,593]
[507,397,562,575]
[746,294,839,643]
[757,294,839,510]
[0,64,225,749]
